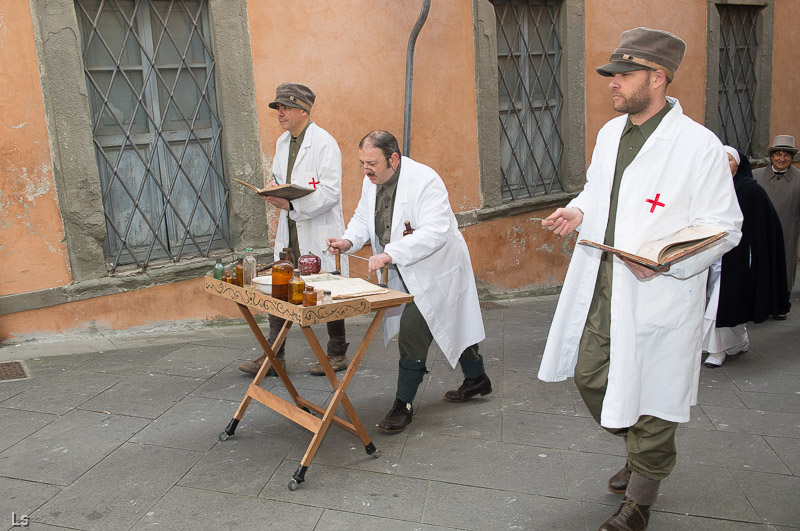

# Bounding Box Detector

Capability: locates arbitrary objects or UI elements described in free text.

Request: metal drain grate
[0,361,28,382]
[479,301,508,311]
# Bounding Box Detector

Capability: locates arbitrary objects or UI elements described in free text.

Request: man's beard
[612,72,652,115]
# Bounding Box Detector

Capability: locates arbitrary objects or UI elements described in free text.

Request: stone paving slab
[0,409,149,486]
[0,370,122,416]
[32,443,202,530]
[131,485,323,531]
[0,287,797,530]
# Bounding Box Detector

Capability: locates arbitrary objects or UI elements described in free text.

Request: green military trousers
[395,300,484,403]
[575,253,677,481]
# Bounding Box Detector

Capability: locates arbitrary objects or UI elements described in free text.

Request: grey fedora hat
[767,134,798,155]
[597,27,687,82]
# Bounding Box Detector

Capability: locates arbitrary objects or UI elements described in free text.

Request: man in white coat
[539,28,742,530]
[326,130,491,434]
[239,83,350,377]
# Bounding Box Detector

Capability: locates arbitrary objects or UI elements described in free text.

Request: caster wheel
[218,431,229,441]
[371,449,382,459]
[288,479,299,491]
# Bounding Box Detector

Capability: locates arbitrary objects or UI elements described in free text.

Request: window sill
[456,192,579,228]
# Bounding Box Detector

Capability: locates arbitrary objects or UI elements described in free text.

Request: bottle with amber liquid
[271,251,293,301]
[403,220,414,236]
[289,269,305,304]
[283,247,296,267]
[302,285,317,306]
[234,258,244,287]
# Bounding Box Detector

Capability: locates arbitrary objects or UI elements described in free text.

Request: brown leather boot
[377,399,413,434]
[444,373,492,402]
[608,464,631,494]
[599,497,650,530]
[309,339,349,375]
[308,353,349,375]
[238,353,285,377]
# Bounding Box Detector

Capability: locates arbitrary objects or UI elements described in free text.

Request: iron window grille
[75,0,230,271]
[717,4,758,156]
[493,0,564,202]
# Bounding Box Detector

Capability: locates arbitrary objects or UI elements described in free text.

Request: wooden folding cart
[205,277,413,490]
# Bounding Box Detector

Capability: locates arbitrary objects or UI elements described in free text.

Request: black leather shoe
[599,497,650,531]
[377,399,413,434]
[773,314,787,321]
[444,373,492,403]
[608,464,631,494]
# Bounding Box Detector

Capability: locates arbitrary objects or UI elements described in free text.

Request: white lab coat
[341,156,485,367]
[272,122,348,275]
[538,98,743,428]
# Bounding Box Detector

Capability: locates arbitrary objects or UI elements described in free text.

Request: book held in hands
[234,178,315,201]
[577,226,727,270]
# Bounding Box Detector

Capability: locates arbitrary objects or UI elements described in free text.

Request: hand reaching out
[542,207,583,236]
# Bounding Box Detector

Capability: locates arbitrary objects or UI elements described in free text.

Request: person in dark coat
[703,146,791,367]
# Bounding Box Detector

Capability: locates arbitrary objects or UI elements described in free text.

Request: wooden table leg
[219,304,305,441]
[297,309,386,467]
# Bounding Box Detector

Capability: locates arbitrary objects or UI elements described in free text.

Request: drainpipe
[403,0,431,157]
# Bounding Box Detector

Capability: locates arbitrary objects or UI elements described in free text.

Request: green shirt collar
[291,120,312,146]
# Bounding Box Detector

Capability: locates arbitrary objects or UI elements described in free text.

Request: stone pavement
[0,283,798,530]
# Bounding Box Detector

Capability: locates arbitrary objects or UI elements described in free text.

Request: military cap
[268,82,315,113]
[596,27,686,82]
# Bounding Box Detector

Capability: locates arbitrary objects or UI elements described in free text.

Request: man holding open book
[538,28,742,530]
[239,83,350,377]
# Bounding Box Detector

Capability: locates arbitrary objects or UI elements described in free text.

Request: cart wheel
[371,449,382,459]
[288,478,299,491]
[218,431,229,441]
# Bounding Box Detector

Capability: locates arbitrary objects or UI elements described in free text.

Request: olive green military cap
[596,27,686,82]
[268,82,315,113]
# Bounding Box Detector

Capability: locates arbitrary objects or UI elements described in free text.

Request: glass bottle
[271,251,293,301]
[289,269,305,304]
[283,247,296,267]
[403,220,414,236]
[213,258,224,280]
[322,290,333,305]
[242,248,257,287]
[234,258,244,287]
[302,285,317,306]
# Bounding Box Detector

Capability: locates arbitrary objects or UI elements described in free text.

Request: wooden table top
[205,277,413,326]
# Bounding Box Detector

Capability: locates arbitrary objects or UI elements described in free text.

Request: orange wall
[0,278,243,340]
[247,1,481,220]
[584,1,709,162]
[0,2,71,296]
[466,212,577,291]
[770,1,800,142]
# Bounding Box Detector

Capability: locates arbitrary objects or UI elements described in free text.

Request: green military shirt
[285,120,311,263]
[585,102,672,339]
[375,161,401,248]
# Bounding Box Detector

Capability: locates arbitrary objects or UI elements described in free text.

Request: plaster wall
[0,1,71,296]
[584,1,710,162]
[0,278,242,341]
[769,0,799,141]
[247,1,482,220]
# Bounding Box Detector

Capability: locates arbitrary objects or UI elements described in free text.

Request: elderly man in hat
[539,28,742,530]
[753,135,800,303]
[239,83,350,377]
